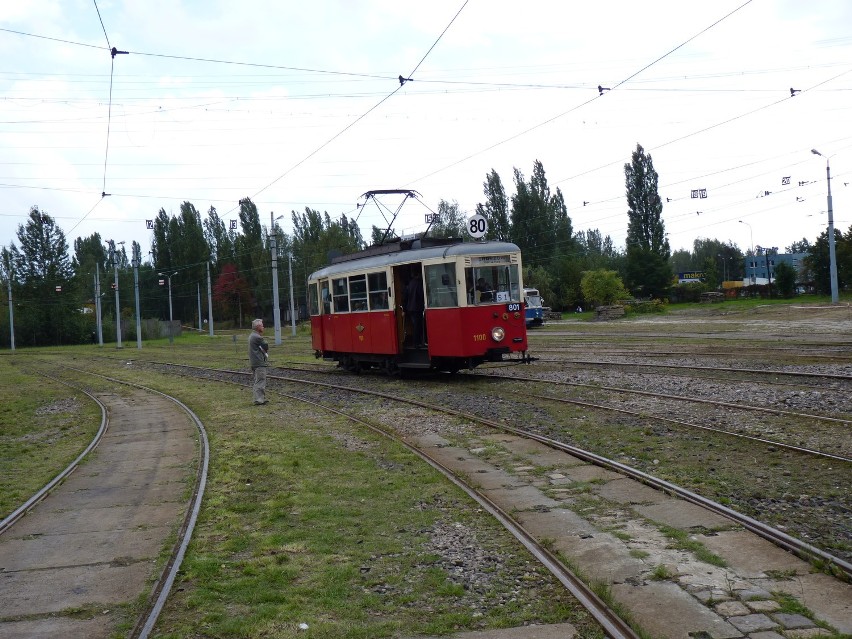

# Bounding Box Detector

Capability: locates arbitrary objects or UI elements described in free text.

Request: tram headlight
[491,326,505,342]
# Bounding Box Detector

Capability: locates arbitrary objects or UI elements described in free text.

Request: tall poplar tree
[510,160,573,269]
[475,170,510,241]
[624,144,671,298]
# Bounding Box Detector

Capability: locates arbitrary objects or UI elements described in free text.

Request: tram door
[394,262,424,350]
[392,266,408,351]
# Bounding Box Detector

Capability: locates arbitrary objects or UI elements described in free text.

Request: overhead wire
[405,0,755,188]
[228,0,470,215]
[1,1,847,256]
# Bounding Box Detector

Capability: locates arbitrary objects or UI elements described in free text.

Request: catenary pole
[288,253,296,336]
[812,149,839,304]
[206,262,214,336]
[95,264,103,345]
[271,212,282,345]
[6,276,13,351]
[133,245,142,349]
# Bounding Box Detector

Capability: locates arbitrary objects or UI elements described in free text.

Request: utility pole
[206,262,214,337]
[95,264,103,345]
[109,240,123,349]
[288,252,296,336]
[811,150,839,304]
[271,212,283,345]
[133,244,142,349]
[6,274,13,352]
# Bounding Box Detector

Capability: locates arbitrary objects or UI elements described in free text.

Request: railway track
[83,358,852,637]
[472,371,852,462]
[0,367,209,639]
[527,355,852,382]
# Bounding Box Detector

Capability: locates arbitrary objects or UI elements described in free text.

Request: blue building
[743,252,807,285]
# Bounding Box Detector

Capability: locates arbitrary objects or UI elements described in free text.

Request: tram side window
[368,271,389,310]
[349,274,368,312]
[308,282,319,316]
[425,263,458,308]
[321,280,331,314]
[332,277,349,312]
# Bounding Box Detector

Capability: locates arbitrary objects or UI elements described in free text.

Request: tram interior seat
[430,287,457,307]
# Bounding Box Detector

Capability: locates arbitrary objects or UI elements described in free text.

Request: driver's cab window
[465,263,520,305]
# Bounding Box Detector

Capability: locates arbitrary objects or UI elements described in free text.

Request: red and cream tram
[307,237,531,373]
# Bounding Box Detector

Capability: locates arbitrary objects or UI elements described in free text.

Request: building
[742,252,807,286]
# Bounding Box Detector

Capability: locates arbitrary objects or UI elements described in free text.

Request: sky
[1,0,851,266]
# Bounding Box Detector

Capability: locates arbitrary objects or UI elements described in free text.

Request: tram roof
[308,239,521,280]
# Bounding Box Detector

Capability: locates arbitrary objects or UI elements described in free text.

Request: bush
[624,299,667,314]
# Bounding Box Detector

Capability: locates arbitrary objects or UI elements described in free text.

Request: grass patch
[32,353,601,638]
[658,525,727,567]
[0,357,102,518]
[650,564,674,580]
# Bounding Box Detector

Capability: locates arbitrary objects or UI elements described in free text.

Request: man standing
[403,267,425,347]
[248,318,269,405]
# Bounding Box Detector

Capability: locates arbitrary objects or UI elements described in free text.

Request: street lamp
[738,221,755,285]
[811,149,839,304]
[157,269,178,343]
[271,213,284,345]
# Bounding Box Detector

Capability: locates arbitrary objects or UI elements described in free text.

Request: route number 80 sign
[467,214,488,239]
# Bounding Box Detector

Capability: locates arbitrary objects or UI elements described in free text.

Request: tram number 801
[507,303,521,312]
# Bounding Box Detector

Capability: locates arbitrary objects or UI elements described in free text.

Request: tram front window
[465,263,520,305]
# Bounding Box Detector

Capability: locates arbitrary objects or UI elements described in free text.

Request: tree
[428,199,466,239]
[204,205,236,266]
[669,249,692,277]
[291,207,365,306]
[510,160,573,269]
[476,169,510,241]
[212,263,253,327]
[580,269,630,308]
[786,238,811,254]
[9,207,84,345]
[773,262,797,298]
[234,198,269,318]
[624,144,671,298]
[804,224,850,296]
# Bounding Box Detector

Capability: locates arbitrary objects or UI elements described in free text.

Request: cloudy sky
[2,0,850,264]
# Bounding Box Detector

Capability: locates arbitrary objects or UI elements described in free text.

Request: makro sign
[678,271,705,283]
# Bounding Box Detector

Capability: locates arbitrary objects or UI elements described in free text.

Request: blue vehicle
[523,288,544,327]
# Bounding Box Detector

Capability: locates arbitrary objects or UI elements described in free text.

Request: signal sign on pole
[467,214,488,239]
